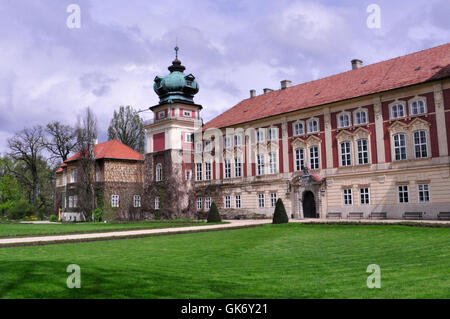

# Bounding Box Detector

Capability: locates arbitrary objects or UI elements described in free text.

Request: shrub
[7,199,33,220]
[92,207,103,222]
[49,215,58,222]
[272,198,289,224]
[207,202,222,223]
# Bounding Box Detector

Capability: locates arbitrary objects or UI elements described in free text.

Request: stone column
[323,107,333,170]
[373,96,386,163]
[281,117,289,174]
[434,82,448,157]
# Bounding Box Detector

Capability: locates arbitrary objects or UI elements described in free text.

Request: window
[418,184,430,203]
[343,189,352,205]
[205,197,211,210]
[111,195,119,208]
[268,127,278,141]
[235,195,241,208]
[158,111,166,119]
[398,185,409,203]
[338,114,351,128]
[195,142,203,153]
[196,163,202,181]
[414,130,428,159]
[183,110,192,117]
[269,152,278,174]
[258,194,265,208]
[357,139,369,165]
[391,103,405,119]
[295,148,305,171]
[156,163,163,181]
[270,193,277,208]
[185,133,193,143]
[133,195,141,208]
[410,99,426,115]
[224,159,231,179]
[257,154,265,175]
[256,129,265,142]
[309,146,319,170]
[204,140,212,152]
[394,133,407,161]
[293,122,304,136]
[196,197,202,210]
[340,141,352,166]
[225,196,231,208]
[73,195,78,208]
[235,157,242,177]
[205,162,212,180]
[71,169,77,183]
[185,170,192,180]
[360,188,370,205]
[96,166,101,181]
[69,196,74,208]
[224,136,231,148]
[307,119,319,133]
[234,134,242,146]
[354,110,368,125]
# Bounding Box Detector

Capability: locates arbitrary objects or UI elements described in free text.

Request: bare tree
[75,107,98,220]
[43,121,77,162]
[108,105,145,153]
[7,126,45,214]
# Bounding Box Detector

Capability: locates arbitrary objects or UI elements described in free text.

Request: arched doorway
[302,191,317,218]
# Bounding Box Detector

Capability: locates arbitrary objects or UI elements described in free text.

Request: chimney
[281,80,292,89]
[250,89,256,98]
[351,59,363,70]
[263,88,274,94]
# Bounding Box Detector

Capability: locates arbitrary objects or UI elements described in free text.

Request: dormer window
[391,103,406,119]
[410,98,427,115]
[338,113,351,128]
[307,119,319,133]
[293,121,305,136]
[158,111,166,119]
[186,80,193,86]
[183,110,192,117]
[354,110,368,125]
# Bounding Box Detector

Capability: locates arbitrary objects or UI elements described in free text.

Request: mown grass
[0,223,448,298]
[0,219,215,238]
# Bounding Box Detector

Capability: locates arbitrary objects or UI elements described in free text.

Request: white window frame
[204,140,212,152]
[73,195,78,208]
[225,195,231,208]
[357,139,369,165]
[133,195,141,208]
[354,109,368,125]
[234,134,242,147]
[224,159,232,179]
[293,121,305,136]
[196,163,202,181]
[185,132,193,143]
[158,110,166,119]
[205,162,212,180]
[418,184,430,203]
[71,169,77,183]
[338,113,351,128]
[257,154,265,175]
[309,146,320,170]
[224,136,231,149]
[111,195,119,208]
[340,141,352,166]
[185,170,192,180]
[360,188,370,205]
[390,102,406,119]
[398,185,409,203]
[258,194,265,208]
[413,130,428,159]
[234,157,242,178]
[294,148,305,171]
[268,152,278,174]
[270,193,277,208]
[307,119,319,134]
[393,133,407,161]
[268,127,278,141]
[156,163,163,181]
[183,110,192,117]
[205,197,211,210]
[196,197,202,210]
[409,98,427,116]
[343,189,352,205]
[235,195,241,208]
[256,128,265,142]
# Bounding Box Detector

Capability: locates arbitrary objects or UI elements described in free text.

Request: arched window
[293,122,304,136]
[391,103,406,119]
[354,110,367,125]
[410,99,427,115]
[156,163,163,181]
[307,119,319,133]
[338,114,351,128]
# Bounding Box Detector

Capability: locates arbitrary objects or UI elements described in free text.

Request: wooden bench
[369,212,387,220]
[326,212,342,219]
[437,212,450,220]
[403,212,423,220]
[348,212,364,220]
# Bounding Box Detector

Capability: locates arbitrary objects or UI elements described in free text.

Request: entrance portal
[302,191,317,218]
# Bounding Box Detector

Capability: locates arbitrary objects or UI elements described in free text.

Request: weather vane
[175,38,179,60]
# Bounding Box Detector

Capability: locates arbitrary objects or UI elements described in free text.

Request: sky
[0,0,449,154]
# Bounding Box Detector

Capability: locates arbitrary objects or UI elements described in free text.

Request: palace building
[57,43,450,221]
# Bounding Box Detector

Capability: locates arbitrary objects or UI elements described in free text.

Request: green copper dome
[153,49,199,105]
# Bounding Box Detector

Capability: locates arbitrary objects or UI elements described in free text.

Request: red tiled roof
[64,139,144,163]
[203,43,450,130]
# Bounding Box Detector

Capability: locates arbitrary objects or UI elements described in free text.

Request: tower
[143,47,202,218]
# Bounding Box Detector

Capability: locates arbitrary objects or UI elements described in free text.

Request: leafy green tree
[108,106,145,153]
[272,198,289,224]
[207,202,222,223]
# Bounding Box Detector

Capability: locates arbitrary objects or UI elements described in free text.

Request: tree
[75,107,98,220]
[108,105,145,153]
[207,202,222,223]
[7,126,45,215]
[272,198,289,224]
[43,121,77,162]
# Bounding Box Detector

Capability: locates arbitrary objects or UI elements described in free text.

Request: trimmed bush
[207,202,222,223]
[272,198,289,224]
[49,215,58,222]
[92,207,103,222]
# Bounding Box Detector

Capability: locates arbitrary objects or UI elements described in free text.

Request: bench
[369,212,387,220]
[437,212,450,220]
[348,212,364,220]
[403,212,423,220]
[326,212,342,219]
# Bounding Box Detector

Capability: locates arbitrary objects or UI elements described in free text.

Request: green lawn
[0,220,213,238]
[0,223,448,298]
